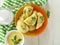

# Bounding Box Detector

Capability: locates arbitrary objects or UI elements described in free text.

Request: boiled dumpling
[16,20,29,33]
[29,25,35,31]
[23,6,33,17]
[24,11,37,26]
[36,12,44,29]
[19,14,27,21]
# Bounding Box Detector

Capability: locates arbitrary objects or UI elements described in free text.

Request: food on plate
[24,11,37,26]
[19,14,27,21]
[29,25,35,31]
[36,12,44,29]
[16,5,44,33]
[23,6,33,17]
[15,4,48,36]
[16,20,29,33]
[5,30,24,45]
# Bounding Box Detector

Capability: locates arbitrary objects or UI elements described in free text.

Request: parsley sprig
[47,11,50,18]
[11,35,22,45]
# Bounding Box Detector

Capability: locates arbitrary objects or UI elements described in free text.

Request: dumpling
[23,6,33,17]
[24,11,37,26]
[16,20,29,33]
[29,25,35,31]
[36,12,44,29]
[19,14,27,21]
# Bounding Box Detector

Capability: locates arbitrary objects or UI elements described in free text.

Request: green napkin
[0,0,48,43]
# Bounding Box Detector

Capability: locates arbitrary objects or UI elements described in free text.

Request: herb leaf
[11,35,22,45]
[16,39,22,44]
[47,11,50,18]
[32,17,36,21]
[40,16,44,21]
[11,39,14,42]
[14,35,16,40]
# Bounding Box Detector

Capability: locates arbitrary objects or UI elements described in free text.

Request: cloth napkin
[0,0,48,43]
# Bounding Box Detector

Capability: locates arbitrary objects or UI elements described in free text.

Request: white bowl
[5,30,24,45]
[0,8,14,25]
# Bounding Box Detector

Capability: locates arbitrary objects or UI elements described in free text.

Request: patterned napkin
[0,0,48,43]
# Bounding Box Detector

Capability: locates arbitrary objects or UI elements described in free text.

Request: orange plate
[14,4,48,37]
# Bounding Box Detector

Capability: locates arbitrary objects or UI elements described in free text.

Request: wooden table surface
[0,0,60,45]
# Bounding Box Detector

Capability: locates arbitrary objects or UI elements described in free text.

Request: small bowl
[14,4,48,37]
[0,8,14,25]
[5,30,24,45]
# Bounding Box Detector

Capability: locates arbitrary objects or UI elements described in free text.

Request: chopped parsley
[40,16,44,21]
[28,9,31,12]
[32,17,36,21]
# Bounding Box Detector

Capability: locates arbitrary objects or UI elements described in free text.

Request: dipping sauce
[5,30,24,45]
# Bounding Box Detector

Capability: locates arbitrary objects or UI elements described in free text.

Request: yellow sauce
[7,32,23,45]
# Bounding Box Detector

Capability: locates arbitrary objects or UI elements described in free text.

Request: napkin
[0,0,48,43]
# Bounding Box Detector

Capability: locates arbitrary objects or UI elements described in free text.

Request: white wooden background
[0,0,60,45]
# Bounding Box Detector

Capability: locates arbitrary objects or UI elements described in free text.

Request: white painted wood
[50,0,60,45]
[31,36,38,45]
[24,36,32,45]
[24,36,38,45]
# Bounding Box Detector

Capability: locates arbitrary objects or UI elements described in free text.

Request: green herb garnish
[21,25,26,30]
[28,9,31,12]
[40,16,44,21]
[11,35,22,45]
[47,11,50,18]
[32,17,36,21]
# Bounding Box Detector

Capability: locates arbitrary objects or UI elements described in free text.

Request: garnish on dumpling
[36,12,44,29]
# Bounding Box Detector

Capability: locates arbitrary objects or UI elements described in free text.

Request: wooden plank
[24,36,38,45]
[31,36,39,45]
[24,36,32,45]
[50,0,60,45]
[38,26,50,45]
